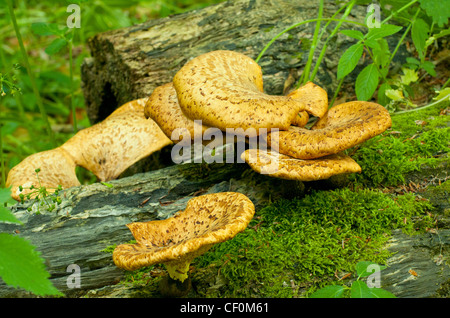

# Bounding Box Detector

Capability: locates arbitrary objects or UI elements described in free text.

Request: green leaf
[337,43,364,79]
[355,63,379,101]
[340,29,364,40]
[366,24,403,41]
[406,57,420,65]
[356,261,386,277]
[310,285,345,298]
[433,87,450,101]
[351,280,373,297]
[0,187,16,206]
[419,0,450,27]
[0,206,22,225]
[45,38,68,55]
[0,233,63,296]
[31,23,66,37]
[377,82,391,106]
[385,88,404,101]
[371,38,390,70]
[400,68,419,85]
[421,61,436,77]
[411,18,430,60]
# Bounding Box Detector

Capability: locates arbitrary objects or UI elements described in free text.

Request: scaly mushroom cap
[144,82,211,144]
[291,111,310,127]
[241,149,361,181]
[172,50,308,136]
[113,192,255,282]
[288,81,329,119]
[61,98,173,181]
[6,147,80,201]
[266,101,392,159]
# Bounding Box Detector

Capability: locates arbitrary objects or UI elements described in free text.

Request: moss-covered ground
[116,101,449,298]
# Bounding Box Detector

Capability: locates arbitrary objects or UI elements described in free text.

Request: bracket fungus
[61,98,172,181]
[6,147,80,201]
[144,82,212,145]
[7,98,173,200]
[241,149,361,181]
[113,192,255,296]
[265,101,392,160]
[288,81,329,127]
[172,50,313,136]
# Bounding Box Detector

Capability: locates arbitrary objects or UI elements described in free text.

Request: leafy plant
[256,0,449,111]
[31,22,78,132]
[5,0,55,146]
[18,168,63,214]
[0,187,62,296]
[310,261,396,298]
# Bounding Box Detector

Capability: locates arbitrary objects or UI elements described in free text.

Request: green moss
[194,188,435,297]
[350,102,449,187]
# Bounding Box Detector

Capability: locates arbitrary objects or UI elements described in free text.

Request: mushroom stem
[164,259,191,283]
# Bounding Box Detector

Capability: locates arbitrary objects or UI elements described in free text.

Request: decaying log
[0,163,283,297]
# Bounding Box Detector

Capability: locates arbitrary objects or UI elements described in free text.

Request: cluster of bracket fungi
[6,50,392,296]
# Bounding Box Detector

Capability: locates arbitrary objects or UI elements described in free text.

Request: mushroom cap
[144,82,211,144]
[241,149,361,181]
[112,192,255,271]
[172,50,306,136]
[291,111,309,127]
[6,147,80,201]
[288,81,329,119]
[61,98,173,181]
[266,101,392,159]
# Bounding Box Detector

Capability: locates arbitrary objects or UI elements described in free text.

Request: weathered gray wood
[81,0,371,124]
[0,162,296,297]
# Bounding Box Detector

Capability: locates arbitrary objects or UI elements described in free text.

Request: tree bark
[0,162,285,297]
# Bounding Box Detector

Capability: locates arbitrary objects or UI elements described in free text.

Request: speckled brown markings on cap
[172,50,307,136]
[144,82,211,144]
[288,81,329,127]
[112,192,255,275]
[61,98,173,181]
[7,98,174,201]
[6,147,81,201]
[265,101,392,159]
[241,149,361,181]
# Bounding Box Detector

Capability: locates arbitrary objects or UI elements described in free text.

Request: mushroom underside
[113,192,255,282]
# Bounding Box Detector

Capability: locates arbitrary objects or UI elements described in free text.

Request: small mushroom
[61,98,173,181]
[265,101,392,159]
[288,81,329,120]
[173,50,310,136]
[6,147,80,201]
[241,149,361,181]
[144,82,212,144]
[113,192,255,296]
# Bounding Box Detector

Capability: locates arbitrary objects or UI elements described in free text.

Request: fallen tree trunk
[0,162,279,297]
[1,161,449,298]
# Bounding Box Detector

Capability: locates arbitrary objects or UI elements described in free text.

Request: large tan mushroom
[173,50,313,137]
[241,149,361,181]
[113,192,255,296]
[6,147,80,201]
[61,98,173,181]
[288,81,329,127]
[144,82,212,144]
[265,101,392,159]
